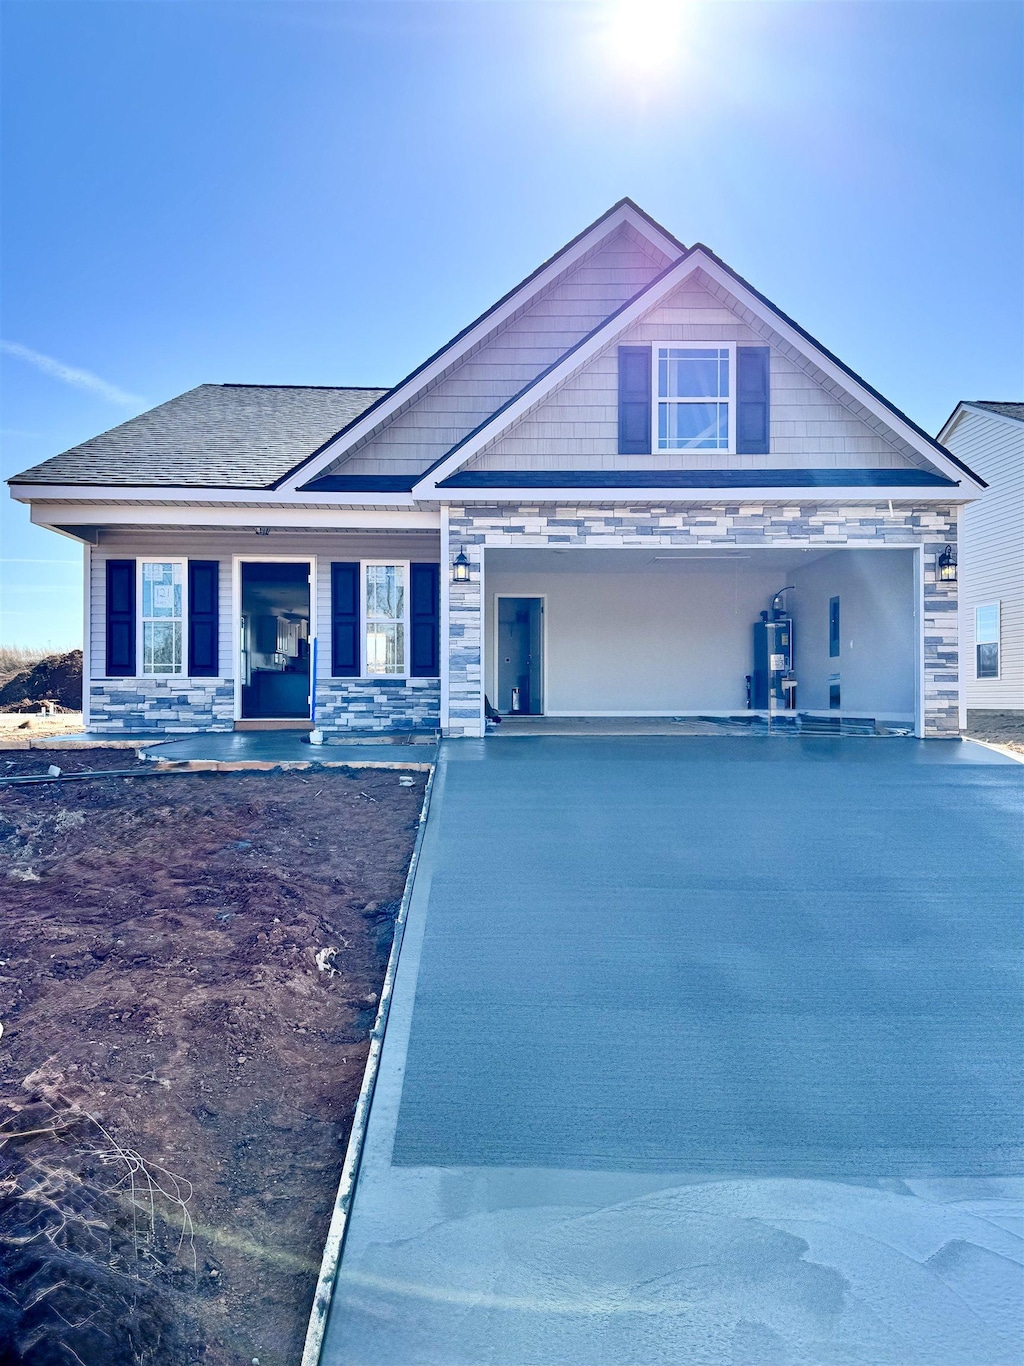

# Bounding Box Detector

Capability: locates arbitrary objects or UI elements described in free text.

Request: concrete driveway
[321,737,1024,1366]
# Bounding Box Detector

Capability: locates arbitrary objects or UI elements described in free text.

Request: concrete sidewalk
[321,736,1024,1366]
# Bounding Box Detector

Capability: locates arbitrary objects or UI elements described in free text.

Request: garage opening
[485,547,918,735]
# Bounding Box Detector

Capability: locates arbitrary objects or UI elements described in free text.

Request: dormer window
[657,348,732,451]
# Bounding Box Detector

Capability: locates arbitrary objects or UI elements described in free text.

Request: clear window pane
[658,401,729,449]
[365,622,405,675]
[975,603,999,644]
[142,562,182,618]
[143,620,182,674]
[658,349,729,399]
[366,564,405,621]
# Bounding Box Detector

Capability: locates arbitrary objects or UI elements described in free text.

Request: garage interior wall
[485,549,916,718]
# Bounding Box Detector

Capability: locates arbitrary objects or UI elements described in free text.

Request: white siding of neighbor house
[945,408,1024,711]
[88,530,441,683]
[470,275,929,473]
[322,225,671,478]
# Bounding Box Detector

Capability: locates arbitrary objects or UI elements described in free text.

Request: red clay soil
[0,750,427,1365]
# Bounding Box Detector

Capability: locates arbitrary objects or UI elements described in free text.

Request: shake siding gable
[319,229,670,479]
[466,279,931,472]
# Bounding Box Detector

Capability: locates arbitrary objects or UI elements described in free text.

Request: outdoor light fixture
[938,544,957,582]
[452,549,470,582]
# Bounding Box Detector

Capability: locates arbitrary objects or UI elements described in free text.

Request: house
[9,200,984,740]
[937,401,1023,724]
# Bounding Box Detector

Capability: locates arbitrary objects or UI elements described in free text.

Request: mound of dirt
[0,650,82,712]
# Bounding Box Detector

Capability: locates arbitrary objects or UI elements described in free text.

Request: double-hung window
[140,560,185,675]
[364,562,408,675]
[976,603,1000,679]
[657,347,732,451]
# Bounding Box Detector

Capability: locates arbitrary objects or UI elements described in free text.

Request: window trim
[362,559,411,679]
[654,343,736,455]
[975,601,1001,681]
[138,558,187,677]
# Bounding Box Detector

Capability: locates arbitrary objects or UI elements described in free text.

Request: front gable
[412,249,981,499]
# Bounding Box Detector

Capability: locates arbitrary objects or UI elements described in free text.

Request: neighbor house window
[364,562,407,675]
[140,560,184,675]
[976,602,1000,679]
[657,347,731,450]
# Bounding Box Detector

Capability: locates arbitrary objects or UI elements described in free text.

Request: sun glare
[599,0,688,81]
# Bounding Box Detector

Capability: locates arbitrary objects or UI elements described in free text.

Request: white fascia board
[9,483,418,506]
[437,486,973,505]
[29,502,440,530]
[413,247,982,498]
[937,402,1024,443]
[276,204,685,494]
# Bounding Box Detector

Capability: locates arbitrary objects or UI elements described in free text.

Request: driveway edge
[300,756,440,1366]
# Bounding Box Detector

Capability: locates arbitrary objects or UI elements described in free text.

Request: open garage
[485,546,919,733]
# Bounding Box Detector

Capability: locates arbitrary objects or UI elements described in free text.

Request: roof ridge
[218,383,390,391]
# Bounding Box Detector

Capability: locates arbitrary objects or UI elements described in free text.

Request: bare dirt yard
[0,749,428,1365]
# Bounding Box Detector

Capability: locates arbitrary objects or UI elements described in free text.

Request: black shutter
[188,560,219,677]
[105,559,136,677]
[736,346,770,454]
[331,562,360,676]
[410,563,440,677]
[618,345,652,455]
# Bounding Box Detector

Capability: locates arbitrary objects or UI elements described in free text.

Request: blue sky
[2,0,1021,650]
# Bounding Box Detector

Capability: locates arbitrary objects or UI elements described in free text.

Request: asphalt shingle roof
[971,401,1024,423]
[8,384,390,489]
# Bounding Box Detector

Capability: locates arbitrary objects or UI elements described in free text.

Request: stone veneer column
[446,523,485,737]
[444,502,959,739]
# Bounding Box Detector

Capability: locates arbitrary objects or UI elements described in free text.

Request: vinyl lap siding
[471,277,926,473]
[946,409,1024,710]
[324,228,670,478]
[89,531,442,684]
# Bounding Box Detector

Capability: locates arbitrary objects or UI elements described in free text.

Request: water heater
[752,588,796,711]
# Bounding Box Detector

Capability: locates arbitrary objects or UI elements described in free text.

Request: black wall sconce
[938,544,957,582]
[452,550,470,583]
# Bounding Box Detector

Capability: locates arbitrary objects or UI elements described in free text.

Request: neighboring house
[938,401,1024,722]
[9,200,985,739]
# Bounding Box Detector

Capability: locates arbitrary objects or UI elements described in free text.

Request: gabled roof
[277,200,685,491]
[9,384,389,489]
[937,400,1024,446]
[411,244,985,497]
[972,401,1024,422]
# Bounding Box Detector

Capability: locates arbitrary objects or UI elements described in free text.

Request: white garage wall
[485,565,787,713]
[486,550,916,718]
[791,549,916,716]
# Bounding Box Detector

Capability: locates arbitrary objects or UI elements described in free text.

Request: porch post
[445,509,484,738]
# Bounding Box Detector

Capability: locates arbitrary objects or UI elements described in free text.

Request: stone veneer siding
[315,678,440,732]
[88,676,440,733]
[89,679,235,732]
[446,502,959,738]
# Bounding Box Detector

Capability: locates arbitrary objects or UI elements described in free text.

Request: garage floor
[321,736,1023,1366]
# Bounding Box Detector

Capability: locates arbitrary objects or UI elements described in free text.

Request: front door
[497,597,543,715]
[239,561,311,718]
